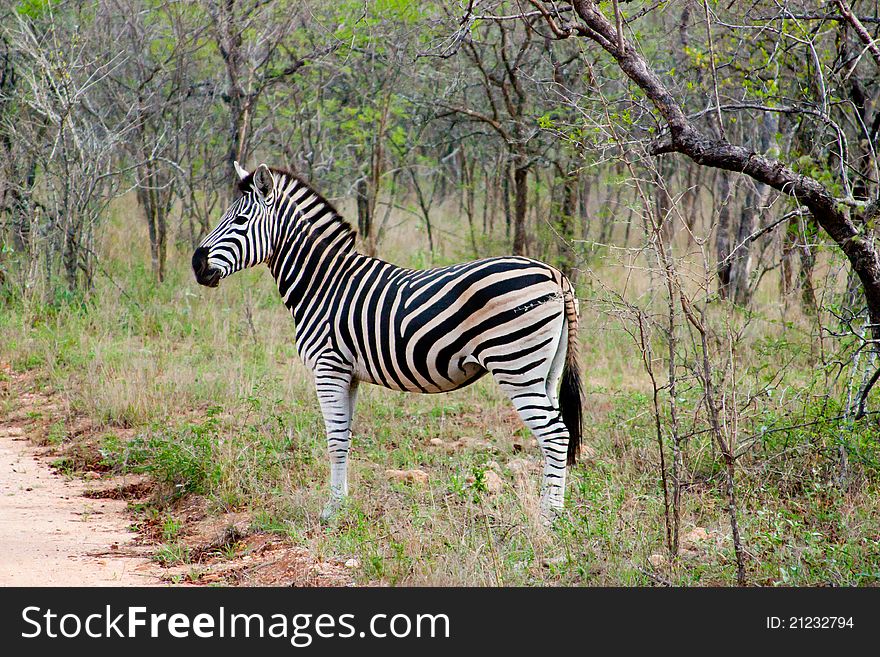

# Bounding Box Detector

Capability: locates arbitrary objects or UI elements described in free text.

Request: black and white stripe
[194,164,583,521]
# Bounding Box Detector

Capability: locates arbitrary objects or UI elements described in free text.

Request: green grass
[2,197,880,586]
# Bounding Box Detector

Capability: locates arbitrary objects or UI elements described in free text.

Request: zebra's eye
[232,215,249,226]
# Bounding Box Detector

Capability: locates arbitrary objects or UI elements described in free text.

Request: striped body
[287,254,569,392]
[194,164,583,521]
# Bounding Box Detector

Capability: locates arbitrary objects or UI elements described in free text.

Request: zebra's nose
[192,247,209,276]
[192,247,220,287]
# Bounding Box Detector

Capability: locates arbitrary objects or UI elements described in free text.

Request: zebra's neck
[266,171,360,320]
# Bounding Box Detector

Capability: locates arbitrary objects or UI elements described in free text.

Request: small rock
[679,548,701,561]
[344,558,360,569]
[309,562,334,577]
[465,469,504,494]
[507,458,535,476]
[428,438,445,447]
[384,468,429,485]
[580,445,597,461]
[83,471,101,480]
[648,553,666,567]
[682,527,712,549]
[542,555,567,568]
[484,470,504,494]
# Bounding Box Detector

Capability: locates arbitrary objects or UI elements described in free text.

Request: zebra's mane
[239,166,357,246]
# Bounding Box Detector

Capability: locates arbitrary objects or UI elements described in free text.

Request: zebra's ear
[253,164,274,200]
[233,160,249,181]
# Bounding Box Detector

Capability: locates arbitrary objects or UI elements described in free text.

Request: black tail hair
[560,355,583,467]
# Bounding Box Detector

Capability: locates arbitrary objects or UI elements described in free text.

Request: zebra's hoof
[539,501,564,527]
[320,497,345,522]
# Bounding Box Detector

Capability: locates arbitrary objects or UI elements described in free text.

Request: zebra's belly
[352,354,488,393]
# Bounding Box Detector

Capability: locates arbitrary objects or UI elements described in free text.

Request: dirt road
[0,369,356,588]
[0,424,162,586]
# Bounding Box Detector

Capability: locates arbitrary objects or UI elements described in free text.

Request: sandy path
[0,425,162,586]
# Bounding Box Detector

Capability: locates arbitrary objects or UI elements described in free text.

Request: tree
[550,1,880,340]
[106,1,209,282]
[202,0,331,199]
[437,13,560,256]
[2,3,130,294]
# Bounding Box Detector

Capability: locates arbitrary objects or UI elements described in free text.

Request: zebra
[192,163,583,522]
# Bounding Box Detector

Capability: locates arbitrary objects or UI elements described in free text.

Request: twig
[479,498,504,586]
[624,1,665,25]
[855,366,880,420]
[632,563,672,586]
[733,410,880,459]
[834,0,880,68]
[80,244,143,312]
[716,208,807,270]
[756,12,880,24]
[612,0,625,54]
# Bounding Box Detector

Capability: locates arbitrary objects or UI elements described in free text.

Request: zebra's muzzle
[192,247,221,288]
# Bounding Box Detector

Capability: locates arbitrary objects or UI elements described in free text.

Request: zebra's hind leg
[493,376,570,523]
[314,361,359,521]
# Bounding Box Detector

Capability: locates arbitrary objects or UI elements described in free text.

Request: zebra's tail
[560,281,583,467]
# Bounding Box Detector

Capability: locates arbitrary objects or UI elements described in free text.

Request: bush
[112,407,222,497]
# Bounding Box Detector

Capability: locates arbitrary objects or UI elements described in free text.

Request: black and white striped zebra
[193,163,583,521]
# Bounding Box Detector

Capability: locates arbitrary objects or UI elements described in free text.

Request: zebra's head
[192,162,277,288]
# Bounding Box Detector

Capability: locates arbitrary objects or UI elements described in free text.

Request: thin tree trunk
[409,168,436,257]
[513,163,528,255]
[580,175,592,244]
[558,169,578,281]
[728,188,755,304]
[502,163,513,241]
[799,214,818,313]
[356,178,372,255]
[681,299,747,586]
[716,173,732,299]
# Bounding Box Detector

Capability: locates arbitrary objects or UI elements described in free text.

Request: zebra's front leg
[315,364,359,521]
